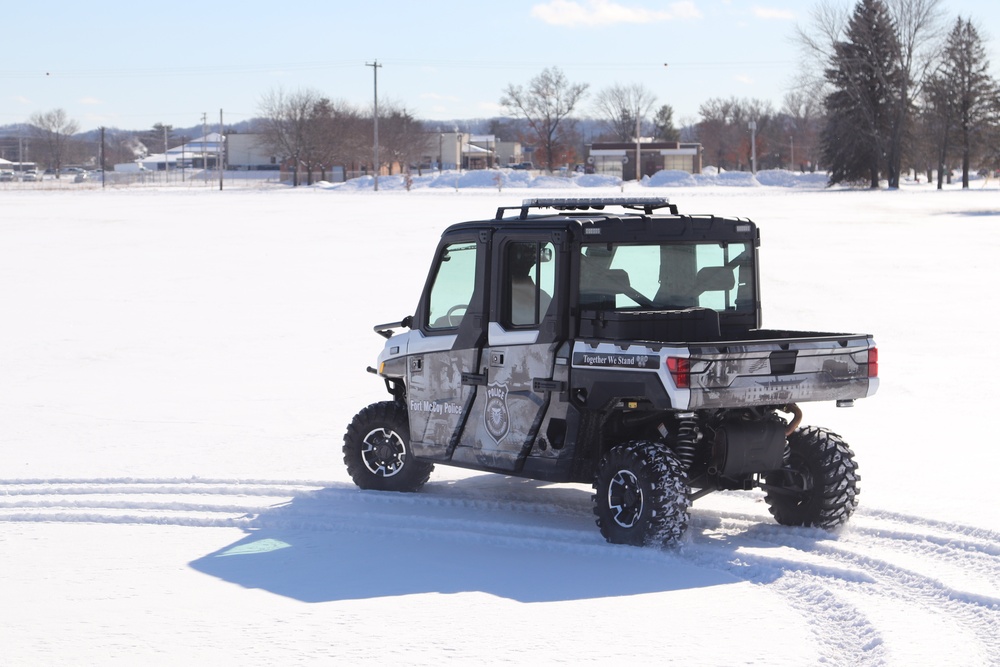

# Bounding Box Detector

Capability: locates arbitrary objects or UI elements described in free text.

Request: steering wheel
[446,304,468,327]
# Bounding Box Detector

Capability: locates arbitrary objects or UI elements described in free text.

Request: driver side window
[505,241,554,327]
[427,241,477,330]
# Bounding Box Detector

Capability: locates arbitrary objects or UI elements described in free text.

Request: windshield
[579,242,754,314]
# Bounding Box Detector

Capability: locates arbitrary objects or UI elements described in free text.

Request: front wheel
[763,426,860,529]
[593,441,691,547]
[343,401,434,492]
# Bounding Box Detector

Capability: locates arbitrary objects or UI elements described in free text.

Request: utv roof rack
[496,196,678,220]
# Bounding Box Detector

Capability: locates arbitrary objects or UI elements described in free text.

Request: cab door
[405,231,489,459]
[450,231,566,471]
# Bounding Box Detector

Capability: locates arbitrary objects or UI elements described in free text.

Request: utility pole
[366,60,381,192]
[635,107,641,183]
[219,109,224,191]
[163,125,169,181]
[202,112,208,183]
[100,127,106,189]
[748,121,757,174]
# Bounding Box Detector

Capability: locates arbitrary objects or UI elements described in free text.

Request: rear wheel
[593,441,691,546]
[763,426,859,529]
[343,401,434,492]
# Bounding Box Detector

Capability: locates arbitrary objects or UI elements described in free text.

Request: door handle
[532,378,564,393]
[462,372,487,386]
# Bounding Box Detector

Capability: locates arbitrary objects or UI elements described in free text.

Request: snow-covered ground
[2,173,999,665]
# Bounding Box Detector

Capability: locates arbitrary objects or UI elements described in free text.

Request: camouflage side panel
[571,341,689,408]
[406,347,478,458]
[378,330,478,459]
[571,336,876,411]
[451,341,555,471]
[686,337,876,409]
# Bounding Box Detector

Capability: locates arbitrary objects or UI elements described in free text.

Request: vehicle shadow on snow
[189,475,743,604]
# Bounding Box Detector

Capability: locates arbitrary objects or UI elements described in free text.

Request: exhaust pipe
[780,403,802,436]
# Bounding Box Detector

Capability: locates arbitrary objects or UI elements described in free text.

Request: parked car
[0,170,15,182]
[21,170,39,182]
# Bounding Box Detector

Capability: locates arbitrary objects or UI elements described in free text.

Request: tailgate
[684,334,878,409]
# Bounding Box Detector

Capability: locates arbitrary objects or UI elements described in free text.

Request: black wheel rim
[361,427,406,477]
[608,469,643,528]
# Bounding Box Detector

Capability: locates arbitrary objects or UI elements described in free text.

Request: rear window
[579,242,754,314]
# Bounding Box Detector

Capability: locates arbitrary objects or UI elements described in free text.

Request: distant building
[226,133,279,171]
[116,133,226,172]
[435,132,523,171]
[588,141,703,179]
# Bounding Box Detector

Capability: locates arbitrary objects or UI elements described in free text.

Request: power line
[0,58,798,81]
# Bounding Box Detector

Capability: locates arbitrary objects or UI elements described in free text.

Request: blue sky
[3,0,998,132]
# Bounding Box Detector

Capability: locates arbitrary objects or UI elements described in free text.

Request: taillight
[868,347,878,378]
[666,357,691,389]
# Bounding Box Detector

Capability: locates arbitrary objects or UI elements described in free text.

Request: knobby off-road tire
[593,441,692,547]
[764,426,860,529]
[343,401,434,492]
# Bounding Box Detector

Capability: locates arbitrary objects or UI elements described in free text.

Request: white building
[115,133,226,172]
[226,134,279,171]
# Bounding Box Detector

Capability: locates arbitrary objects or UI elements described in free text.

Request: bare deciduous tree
[374,102,429,176]
[303,98,369,181]
[695,97,776,171]
[696,98,740,170]
[794,0,850,90]
[592,83,657,142]
[782,80,826,171]
[921,72,957,187]
[28,108,79,176]
[255,87,322,186]
[324,100,367,172]
[883,0,946,187]
[500,67,588,172]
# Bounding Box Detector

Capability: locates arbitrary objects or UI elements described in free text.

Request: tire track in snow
[1,477,330,496]
[685,507,1000,666]
[4,478,999,664]
[0,479,597,544]
[681,513,887,666]
[0,478,329,528]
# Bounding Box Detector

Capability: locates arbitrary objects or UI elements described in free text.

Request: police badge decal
[484,382,510,444]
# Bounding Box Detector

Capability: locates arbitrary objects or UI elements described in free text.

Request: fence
[0,169,283,190]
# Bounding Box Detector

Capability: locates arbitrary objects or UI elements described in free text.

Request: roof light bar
[495,197,678,219]
[522,196,672,211]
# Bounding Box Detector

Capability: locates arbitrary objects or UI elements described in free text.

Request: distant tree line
[5,0,997,189]
[254,88,429,185]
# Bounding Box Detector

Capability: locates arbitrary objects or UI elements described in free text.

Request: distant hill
[2,116,695,145]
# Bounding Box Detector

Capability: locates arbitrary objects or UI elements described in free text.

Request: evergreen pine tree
[653,105,680,142]
[942,18,998,187]
[821,0,904,188]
